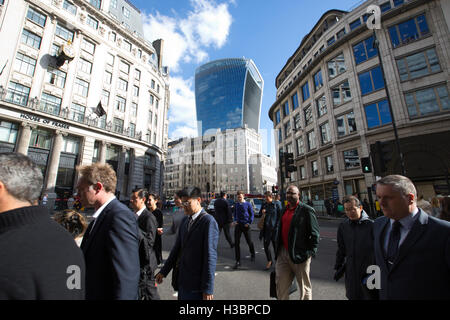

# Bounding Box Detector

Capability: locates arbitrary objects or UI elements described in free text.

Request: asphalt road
[155,209,346,300]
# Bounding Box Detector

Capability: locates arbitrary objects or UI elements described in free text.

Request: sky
[131,0,362,157]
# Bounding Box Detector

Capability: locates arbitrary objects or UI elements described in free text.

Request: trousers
[275,246,312,300]
[234,223,255,262]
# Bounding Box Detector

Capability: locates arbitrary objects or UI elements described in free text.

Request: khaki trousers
[275,246,312,300]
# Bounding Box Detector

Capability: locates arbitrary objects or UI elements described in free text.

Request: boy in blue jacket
[233,191,255,269]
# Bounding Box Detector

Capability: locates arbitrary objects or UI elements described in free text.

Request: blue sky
[131,0,361,157]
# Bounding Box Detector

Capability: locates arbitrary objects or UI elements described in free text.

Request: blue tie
[386,221,401,269]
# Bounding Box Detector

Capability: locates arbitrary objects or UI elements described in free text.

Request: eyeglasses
[286,191,298,195]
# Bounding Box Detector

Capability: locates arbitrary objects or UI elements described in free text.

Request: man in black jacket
[213,192,234,248]
[0,152,85,300]
[334,195,377,300]
[130,188,160,300]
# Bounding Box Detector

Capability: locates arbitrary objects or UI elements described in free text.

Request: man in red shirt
[275,185,320,300]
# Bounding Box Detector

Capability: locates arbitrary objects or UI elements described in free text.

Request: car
[207,199,217,214]
[252,198,264,218]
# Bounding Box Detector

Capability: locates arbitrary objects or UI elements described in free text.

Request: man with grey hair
[0,152,85,299]
[374,174,450,299]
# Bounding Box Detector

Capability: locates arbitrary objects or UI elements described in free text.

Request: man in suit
[213,192,234,248]
[77,163,140,300]
[156,186,219,300]
[130,188,160,300]
[374,175,450,300]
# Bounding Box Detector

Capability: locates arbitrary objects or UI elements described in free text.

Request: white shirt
[135,206,146,217]
[190,209,203,222]
[383,207,419,254]
[91,195,116,230]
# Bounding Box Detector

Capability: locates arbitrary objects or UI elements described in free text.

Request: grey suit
[373,209,450,299]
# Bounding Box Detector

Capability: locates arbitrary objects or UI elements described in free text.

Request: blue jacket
[234,201,254,225]
[160,210,219,295]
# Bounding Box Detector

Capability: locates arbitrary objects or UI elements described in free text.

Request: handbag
[269,270,298,299]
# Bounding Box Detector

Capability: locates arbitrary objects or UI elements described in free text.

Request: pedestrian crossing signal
[361,157,372,173]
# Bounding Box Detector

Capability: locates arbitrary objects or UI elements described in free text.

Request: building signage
[19,113,70,130]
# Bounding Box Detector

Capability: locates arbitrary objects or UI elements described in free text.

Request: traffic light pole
[373,30,406,176]
[279,151,286,206]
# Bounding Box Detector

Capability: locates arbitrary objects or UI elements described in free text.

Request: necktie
[188,216,194,231]
[386,221,401,269]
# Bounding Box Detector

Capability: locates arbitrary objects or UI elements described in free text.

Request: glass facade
[195,58,263,135]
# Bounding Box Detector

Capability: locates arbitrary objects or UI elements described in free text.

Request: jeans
[234,223,255,262]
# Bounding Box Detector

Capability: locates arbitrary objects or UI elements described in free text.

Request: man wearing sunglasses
[156,187,219,300]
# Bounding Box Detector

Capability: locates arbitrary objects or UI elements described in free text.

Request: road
[155,209,346,300]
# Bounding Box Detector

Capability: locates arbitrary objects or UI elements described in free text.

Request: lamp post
[372,30,406,176]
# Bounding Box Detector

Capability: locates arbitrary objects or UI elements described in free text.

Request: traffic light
[361,157,372,173]
[284,152,297,178]
[370,140,393,175]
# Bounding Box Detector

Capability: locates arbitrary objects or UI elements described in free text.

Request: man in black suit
[77,163,140,300]
[374,175,450,300]
[130,188,160,300]
[213,192,234,248]
[156,187,219,300]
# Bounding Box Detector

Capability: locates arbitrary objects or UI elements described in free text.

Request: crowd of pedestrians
[1,151,449,300]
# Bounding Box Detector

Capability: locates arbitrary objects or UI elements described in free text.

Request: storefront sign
[19,113,70,130]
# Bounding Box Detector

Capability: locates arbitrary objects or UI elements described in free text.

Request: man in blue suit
[77,163,140,300]
[156,187,219,300]
[374,175,450,300]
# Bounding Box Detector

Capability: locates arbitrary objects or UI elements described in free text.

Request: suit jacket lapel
[375,217,390,272]
[183,210,207,245]
[81,200,112,253]
[391,209,427,271]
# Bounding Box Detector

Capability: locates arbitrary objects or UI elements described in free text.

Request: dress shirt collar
[390,207,419,230]
[190,209,203,221]
[93,195,116,219]
[135,206,146,217]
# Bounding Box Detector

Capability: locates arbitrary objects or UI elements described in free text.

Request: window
[81,38,96,55]
[21,29,42,49]
[313,70,323,91]
[0,121,19,144]
[365,99,392,129]
[405,85,449,117]
[78,58,93,74]
[148,110,153,124]
[133,85,139,97]
[131,103,138,117]
[55,23,74,42]
[135,69,141,81]
[275,110,281,125]
[336,28,346,40]
[117,78,128,91]
[301,82,310,101]
[123,40,132,52]
[74,78,89,97]
[307,130,316,151]
[123,6,130,18]
[115,96,126,112]
[62,136,80,154]
[69,103,85,123]
[332,80,351,106]
[336,111,357,137]
[101,90,110,107]
[316,95,327,117]
[151,79,156,89]
[320,122,331,145]
[29,128,52,149]
[278,129,282,143]
[147,130,151,143]
[358,66,385,95]
[89,0,101,9]
[110,0,117,9]
[26,7,46,27]
[6,82,30,106]
[14,52,36,76]
[113,118,124,134]
[327,36,335,46]
[396,48,441,81]
[104,71,112,84]
[296,137,305,156]
[283,101,290,117]
[50,43,60,56]
[291,93,299,110]
[293,113,302,131]
[394,0,404,7]
[284,121,291,138]
[150,95,154,105]
[119,60,130,74]
[109,31,117,42]
[304,105,313,126]
[325,155,334,173]
[350,18,362,31]
[63,1,77,15]
[39,93,61,116]
[46,68,66,88]
[343,149,360,169]
[353,36,378,65]
[389,14,430,48]
[328,53,346,79]
[106,53,115,66]
[299,165,306,180]
[129,123,136,138]
[380,2,391,12]
[86,15,99,30]
[311,160,319,177]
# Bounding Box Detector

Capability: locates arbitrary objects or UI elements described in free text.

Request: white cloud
[142,0,233,140]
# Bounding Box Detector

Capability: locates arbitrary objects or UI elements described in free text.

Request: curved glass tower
[195,58,264,136]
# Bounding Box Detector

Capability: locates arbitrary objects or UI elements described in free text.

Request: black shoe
[233,262,240,269]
